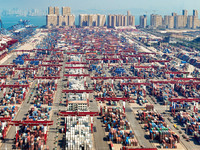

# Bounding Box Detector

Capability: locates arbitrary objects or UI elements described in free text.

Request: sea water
[1,16,46,29]
[1,15,145,29]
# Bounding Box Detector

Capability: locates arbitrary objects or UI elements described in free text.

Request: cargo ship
[0,19,37,60]
[7,19,37,43]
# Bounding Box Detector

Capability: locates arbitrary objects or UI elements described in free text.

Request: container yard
[0,26,199,150]
[65,116,93,150]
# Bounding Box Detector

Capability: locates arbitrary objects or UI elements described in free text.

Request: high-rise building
[118,15,123,26]
[182,10,188,28]
[127,11,130,26]
[62,7,71,15]
[163,16,169,26]
[193,16,199,29]
[108,15,117,27]
[97,15,106,26]
[174,15,188,28]
[79,14,89,27]
[123,16,127,26]
[48,7,54,15]
[187,16,193,28]
[129,16,135,26]
[150,14,163,28]
[68,15,75,26]
[46,14,57,26]
[58,15,69,26]
[193,10,198,17]
[88,14,98,26]
[172,12,177,16]
[54,7,59,15]
[111,15,117,27]
[182,10,188,16]
[107,15,113,27]
[47,6,75,27]
[174,15,187,28]
[47,7,58,26]
[174,15,183,28]
[140,15,147,28]
[116,15,120,26]
[107,11,135,28]
[168,16,174,29]
[116,15,119,26]
[192,10,199,29]
[126,11,135,26]
[183,16,187,28]
[182,10,188,27]
[58,15,64,26]
[79,14,106,27]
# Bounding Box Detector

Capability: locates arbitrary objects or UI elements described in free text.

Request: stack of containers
[192,69,200,78]
[176,111,200,142]
[138,109,180,148]
[15,107,51,148]
[65,55,89,111]
[0,67,13,78]
[26,106,52,121]
[121,83,147,105]
[33,81,56,106]
[132,68,155,79]
[2,86,27,105]
[20,69,37,80]
[176,112,200,125]
[0,106,18,119]
[15,125,46,149]
[0,121,8,139]
[89,65,102,75]
[169,102,191,113]
[13,53,30,65]
[101,107,138,146]
[110,67,126,77]
[138,110,164,124]
[41,66,61,77]
[49,52,64,61]
[148,83,178,104]
[121,56,138,64]
[65,116,93,150]
[146,104,154,111]
[94,80,116,98]
[174,83,200,98]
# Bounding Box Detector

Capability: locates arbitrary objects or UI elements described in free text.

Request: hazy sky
[0,0,200,15]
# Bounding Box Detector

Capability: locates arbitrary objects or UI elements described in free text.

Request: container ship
[0,19,37,60]
[7,19,37,42]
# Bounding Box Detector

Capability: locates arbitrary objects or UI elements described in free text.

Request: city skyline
[2,7,200,18]
[45,6,199,30]
[1,1,200,28]
[0,0,200,16]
